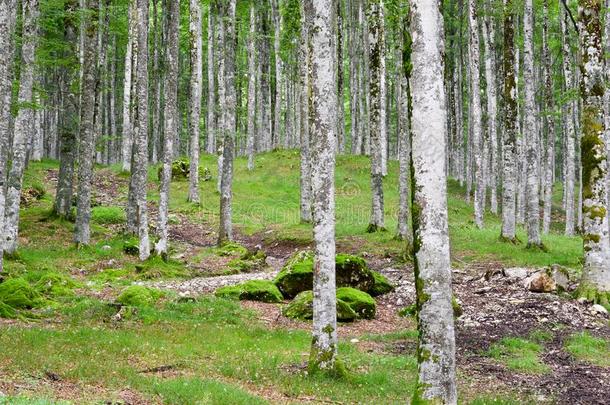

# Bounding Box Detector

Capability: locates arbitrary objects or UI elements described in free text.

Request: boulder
[525,271,556,293]
[502,267,530,279]
[549,265,570,292]
[274,251,375,298]
[368,271,395,296]
[591,304,608,316]
[215,280,283,303]
[336,287,376,319]
[282,290,357,322]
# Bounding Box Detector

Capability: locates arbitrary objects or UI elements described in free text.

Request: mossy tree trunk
[577,0,610,307]
[409,0,457,402]
[187,0,202,203]
[541,0,555,235]
[305,0,340,375]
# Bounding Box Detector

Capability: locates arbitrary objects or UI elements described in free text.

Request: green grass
[564,332,610,367]
[488,337,550,374]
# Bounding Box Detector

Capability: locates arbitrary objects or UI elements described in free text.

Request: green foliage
[336,287,376,320]
[116,286,164,307]
[215,280,283,303]
[488,337,550,374]
[565,332,610,367]
[145,377,267,405]
[123,237,139,256]
[91,206,125,224]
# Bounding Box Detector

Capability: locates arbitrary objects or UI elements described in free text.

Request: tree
[271,0,283,149]
[188,0,202,203]
[500,0,518,243]
[246,2,257,171]
[367,0,385,233]
[73,0,99,246]
[409,0,457,401]
[577,0,610,307]
[304,0,339,374]
[206,3,216,155]
[155,0,180,258]
[3,0,40,255]
[218,0,237,245]
[468,0,484,229]
[482,1,498,215]
[541,0,555,234]
[121,0,136,173]
[299,0,312,224]
[130,0,150,260]
[523,0,542,248]
[0,0,18,271]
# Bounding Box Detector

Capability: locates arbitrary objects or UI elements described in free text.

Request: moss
[91,206,125,225]
[452,296,463,318]
[157,158,212,182]
[499,235,521,245]
[366,223,387,233]
[369,271,394,296]
[116,286,164,307]
[0,278,42,309]
[123,237,140,256]
[336,287,376,319]
[29,272,77,298]
[226,249,267,273]
[215,242,249,257]
[575,284,610,310]
[215,280,283,303]
[398,303,417,318]
[282,290,357,321]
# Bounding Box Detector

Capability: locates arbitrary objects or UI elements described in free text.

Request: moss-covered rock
[31,272,77,298]
[215,242,249,257]
[157,158,212,182]
[336,287,376,319]
[0,278,41,309]
[117,286,163,307]
[369,271,395,296]
[274,251,375,298]
[282,290,357,322]
[123,237,140,256]
[215,280,283,303]
[227,249,267,273]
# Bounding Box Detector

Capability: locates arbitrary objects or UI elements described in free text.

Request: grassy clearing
[564,332,610,367]
[487,337,550,374]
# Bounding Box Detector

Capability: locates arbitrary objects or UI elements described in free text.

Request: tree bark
[206,4,216,155]
[541,0,554,234]
[577,0,610,305]
[396,40,412,245]
[121,0,136,172]
[409,0,457,401]
[271,0,282,149]
[246,2,256,171]
[299,3,312,224]
[3,0,40,255]
[304,0,339,375]
[561,8,576,236]
[483,4,498,215]
[187,0,202,203]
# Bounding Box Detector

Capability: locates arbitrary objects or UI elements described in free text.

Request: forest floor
[0,151,607,404]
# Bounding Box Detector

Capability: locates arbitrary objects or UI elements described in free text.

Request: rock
[484,268,503,281]
[550,265,570,292]
[525,271,556,293]
[591,304,608,316]
[101,245,112,251]
[503,267,529,279]
[369,271,395,296]
[336,287,376,319]
[214,280,283,303]
[577,297,589,304]
[282,290,357,321]
[350,338,360,343]
[274,251,375,298]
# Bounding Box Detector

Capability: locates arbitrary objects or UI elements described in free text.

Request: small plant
[488,337,549,374]
[565,332,610,367]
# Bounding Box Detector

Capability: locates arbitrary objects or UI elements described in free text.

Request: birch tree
[246,2,256,171]
[409,0,457,401]
[206,4,216,155]
[367,0,385,233]
[576,0,610,306]
[541,0,555,234]
[73,0,99,246]
[271,0,283,149]
[468,0,484,229]
[3,0,40,255]
[562,7,576,236]
[218,0,237,244]
[121,0,136,172]
[299,1,312,224]
[483,3,498,215]
[188,0,202,204]
[501,0,518,243]
[523,0,542,248]
[0,0,18,271]
[304,0,339,375]
[155,0,179,258]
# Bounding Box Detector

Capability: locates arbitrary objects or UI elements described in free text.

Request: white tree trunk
[305,0,338,374]
[577,0,610,303]
[121,0,135,172]
[271,0,283,149]
[187,0,202,204]
[483,6,498,215]
[155,0,179,257]
[206,5,216,155]
[468,0,484,229]
[299,2,312,223]
[3,0,39,255]
[409,0,457,401]
[562,8,576,236]
[523,0,542,247]
[541,0,554,235]
[246,3,256,171]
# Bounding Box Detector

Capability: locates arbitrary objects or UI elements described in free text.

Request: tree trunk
[130,0,150,260]
[218,0,237,245]
[187,0,202,203]
[409,0,457,401]
[468,0,484,229]
[541,0,554,234]
[500,0,518,242]
[271,0,282,149]
[523,0,542,248]
[304,0,339,375]
[121,0,136,172]
[299,3,312,224]
[577,0,610,305]
[483,4,498,215]
[3,0,40,255]
[246,2,256,171]
[562,8,576,236]
[396,42,412,245]
[336,0,345,153]
[206,4,216,155]
[367,0,384,232]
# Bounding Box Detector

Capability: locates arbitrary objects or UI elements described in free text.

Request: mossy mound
[227,249,267,273]
[29,272,78,298]
[215,242,249,258]
[369,271,395,296]
[282,290,357,322]
[0,278,42,309]
[123,237,140,256]
[274,251,375,298]
[215,280,283,303]
[157,158,212,182]
[336,287,376,319]
[117,286,164,307]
